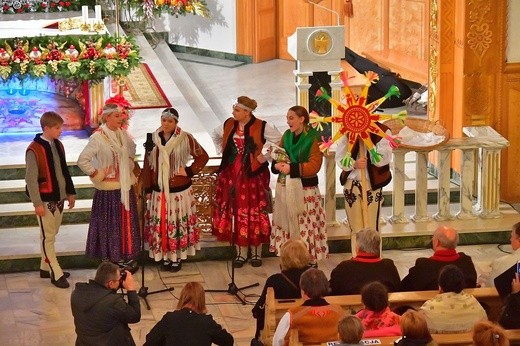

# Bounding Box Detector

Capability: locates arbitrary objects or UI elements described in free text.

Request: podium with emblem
[287,25,346,231]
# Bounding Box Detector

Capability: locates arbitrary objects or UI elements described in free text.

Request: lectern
[287,25,345,119]
[288,25,345,231]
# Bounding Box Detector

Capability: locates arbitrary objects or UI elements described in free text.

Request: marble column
[433,149,454,221]
[388,151,408,224]
[411,151,431,223]
[457,148,477,219]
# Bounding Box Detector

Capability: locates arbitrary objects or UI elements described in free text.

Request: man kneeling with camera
[71,261,141,346]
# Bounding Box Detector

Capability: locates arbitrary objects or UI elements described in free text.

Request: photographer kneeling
[71,261,141,346]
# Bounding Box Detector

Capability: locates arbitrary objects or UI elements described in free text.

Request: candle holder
[80,22,91,32]
[93,21,105,33]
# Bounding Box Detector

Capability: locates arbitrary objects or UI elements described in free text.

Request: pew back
[261,286,502,346]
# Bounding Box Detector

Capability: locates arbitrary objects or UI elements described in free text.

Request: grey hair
[356,228,381,255]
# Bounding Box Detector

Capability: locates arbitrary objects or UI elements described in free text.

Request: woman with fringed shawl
[77,103,140,265]
[269,105,329,266]
[211,96,281,268]
[142,108,209,272]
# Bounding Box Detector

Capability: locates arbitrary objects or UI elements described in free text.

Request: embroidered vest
[218,116,268,176]
[26,135,75,201]
[285,304,345,345]
[349,122,392,190]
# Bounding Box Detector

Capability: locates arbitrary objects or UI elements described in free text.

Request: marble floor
[0,243,514,346]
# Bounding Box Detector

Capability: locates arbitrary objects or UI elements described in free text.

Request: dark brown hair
[40,111,64,130]
[299,268,329,299]
[361,281,388,313]
[288,105,310,124]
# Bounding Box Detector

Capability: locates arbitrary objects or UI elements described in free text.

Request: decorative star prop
[310,70,407,167]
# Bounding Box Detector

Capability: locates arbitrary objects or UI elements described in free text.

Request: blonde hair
[400,310,432,341]
[280,239,309,270]
[472,321,510,346]
[176,282,207,314]
[338,315,363,344]
[100,103,121,123]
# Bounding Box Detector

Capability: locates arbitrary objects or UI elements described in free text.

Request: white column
[388,151,408,224]
[457,148,477,219]
[411,151,431,222]
[433,149,454,221]
[478,148,502,218]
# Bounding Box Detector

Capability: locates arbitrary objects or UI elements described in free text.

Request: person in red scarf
[269,105,328,267]
[401,225,477,291]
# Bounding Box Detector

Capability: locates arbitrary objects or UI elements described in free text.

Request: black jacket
[144,308,234,346]
[252,267,308,337]
[400,252,477,291]
[329,254,401,295]
[70,280,141,346]
[499,292,520,329]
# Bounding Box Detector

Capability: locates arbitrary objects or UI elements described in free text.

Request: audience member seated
[420,265,487,333]
[252,239,310,341]
[144,282,233,346]
[273,268,345,346]
[336,315,364,346]
[499,273,520,329]
[356,281,401,338]
[394,309,435,346]
[479,222,520,287]
[472,320,510,346]
[401,225,477,291]
[329,228,401,295]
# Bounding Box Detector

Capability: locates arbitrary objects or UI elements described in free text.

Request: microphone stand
[206,184,259,305]
[138,132,174,310]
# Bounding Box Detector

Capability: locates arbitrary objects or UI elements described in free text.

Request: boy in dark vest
[25,111,76,288]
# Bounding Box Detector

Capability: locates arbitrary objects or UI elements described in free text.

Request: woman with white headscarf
[142,108,209,272]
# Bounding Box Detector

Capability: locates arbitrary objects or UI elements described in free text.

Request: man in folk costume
[78,103,140,267]
[142,108,209,272]
[335,122,392,257]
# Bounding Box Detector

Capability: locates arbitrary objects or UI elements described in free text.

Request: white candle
[82,6,88,24]
[95,5,102,22]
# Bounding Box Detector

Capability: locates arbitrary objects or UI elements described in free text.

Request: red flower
[41,2,47,8]
[24,3,29,8]
[59,1,64,6]
[17,8,23,13]
[50,2,55,7]
[65,1,70,6]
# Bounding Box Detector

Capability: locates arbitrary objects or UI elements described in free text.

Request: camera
[119,270,127,289]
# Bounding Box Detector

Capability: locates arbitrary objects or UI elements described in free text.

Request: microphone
[144,133,154,152]
[303,0,340,26]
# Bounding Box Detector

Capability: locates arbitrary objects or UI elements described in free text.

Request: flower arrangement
[100,94,133,129]
[121,0,210,24]
[0,34,141,83]
[1,0,81,14]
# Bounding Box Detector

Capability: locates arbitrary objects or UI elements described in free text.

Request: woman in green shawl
[269,105,328,266]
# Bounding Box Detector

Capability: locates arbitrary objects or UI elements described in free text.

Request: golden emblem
[311,31,331,55]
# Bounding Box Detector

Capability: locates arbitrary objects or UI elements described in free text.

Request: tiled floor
[0,243,514,346]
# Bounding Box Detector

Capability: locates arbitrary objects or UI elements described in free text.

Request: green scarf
[282,125,317,163]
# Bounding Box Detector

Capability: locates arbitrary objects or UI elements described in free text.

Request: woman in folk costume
[77,103,140,266]
[142,108,209,272]
[269,105,328,266]
[211,96,281,268]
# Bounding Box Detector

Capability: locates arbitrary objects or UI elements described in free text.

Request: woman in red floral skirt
[211,96,281,267]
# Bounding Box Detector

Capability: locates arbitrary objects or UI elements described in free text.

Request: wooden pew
[260,286,501,346]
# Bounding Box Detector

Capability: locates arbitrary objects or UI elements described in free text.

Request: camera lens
[119,270,127,289]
